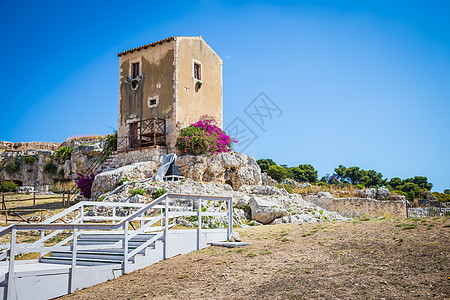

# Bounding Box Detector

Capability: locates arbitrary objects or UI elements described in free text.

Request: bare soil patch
[63,217,449,299]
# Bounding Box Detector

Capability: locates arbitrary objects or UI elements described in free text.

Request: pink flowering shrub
[176,115,236,155]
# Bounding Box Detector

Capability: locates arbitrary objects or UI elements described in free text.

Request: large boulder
[365,188,377,199]
[249,195,288,224]
[177,152,262,190]
[377,187,391,200]
[91,162,159,199]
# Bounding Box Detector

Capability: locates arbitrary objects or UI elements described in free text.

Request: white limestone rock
[249,195,288,225]
[377,187,391,200]
[365,188,377,199]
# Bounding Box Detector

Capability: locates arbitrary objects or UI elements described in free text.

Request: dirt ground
[63,217,449,299]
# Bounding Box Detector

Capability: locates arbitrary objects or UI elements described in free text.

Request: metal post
[123,221,129,274]
[164,195,168,260]
[112,207,116,224]
[70,227,78,293]
[7,226,17,299]
[228,197,233,240]
[40,230,45,258]
[197,196,201,250]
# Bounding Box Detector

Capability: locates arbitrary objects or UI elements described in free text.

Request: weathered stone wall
[108,148,168,169]
[0,141,60,152]
[304,195,408,219]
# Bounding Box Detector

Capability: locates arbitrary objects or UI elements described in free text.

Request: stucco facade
[117,36,223,152]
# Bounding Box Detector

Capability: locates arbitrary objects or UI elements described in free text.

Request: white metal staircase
[0,194,233,300]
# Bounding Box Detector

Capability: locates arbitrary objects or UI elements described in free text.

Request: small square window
[131,62,140,79]
[194,62,201,80]
[147,97,158,108]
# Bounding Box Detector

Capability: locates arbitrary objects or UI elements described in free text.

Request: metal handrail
[1,193,233,297]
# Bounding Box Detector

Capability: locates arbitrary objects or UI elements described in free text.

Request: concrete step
[80,233,159,240]
[76,240,151,247]
[40,256,122,266]
[50,250,135,262]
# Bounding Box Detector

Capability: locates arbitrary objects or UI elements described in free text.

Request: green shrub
[43,162,58,174]
[152,187,167,199]
[58,169,65,177]
[23,156,38,165]
[55,146,73,161]
[120,177,130,185]
[0,181,18,193]
[432,192,450,203]
[355,184,365,190]
[130,188,146,196]
[5,158,20,173]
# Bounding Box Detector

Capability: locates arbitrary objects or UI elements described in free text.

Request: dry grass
[63,217,449,299]
[0,193,71,226]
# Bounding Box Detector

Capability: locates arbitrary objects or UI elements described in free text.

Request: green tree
[413,176,432,191]
[256,159,277,174]
[267,165,287,182]
[345,166,362,185]
[388,177,402,190]
[334,165,347,182]
[396,182,421,202]
[290,164,318,183]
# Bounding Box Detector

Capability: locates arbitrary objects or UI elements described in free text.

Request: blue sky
[0,0,449,191]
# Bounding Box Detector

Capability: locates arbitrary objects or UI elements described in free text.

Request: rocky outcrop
[0,149,55,189]
[177,152,262,190]
[91,162,159,198]
[70,144,103,176]
[0,143,104,191]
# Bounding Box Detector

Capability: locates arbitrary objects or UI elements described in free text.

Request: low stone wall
[304,195,408,219]
[408,207,450,218]
[108,147,168,169]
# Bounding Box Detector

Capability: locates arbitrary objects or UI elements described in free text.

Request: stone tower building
[117,36,223,152]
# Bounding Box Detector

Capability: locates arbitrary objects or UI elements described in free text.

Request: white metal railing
[0,193,233,298]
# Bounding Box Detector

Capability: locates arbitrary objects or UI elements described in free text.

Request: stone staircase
[100,151,118,171]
